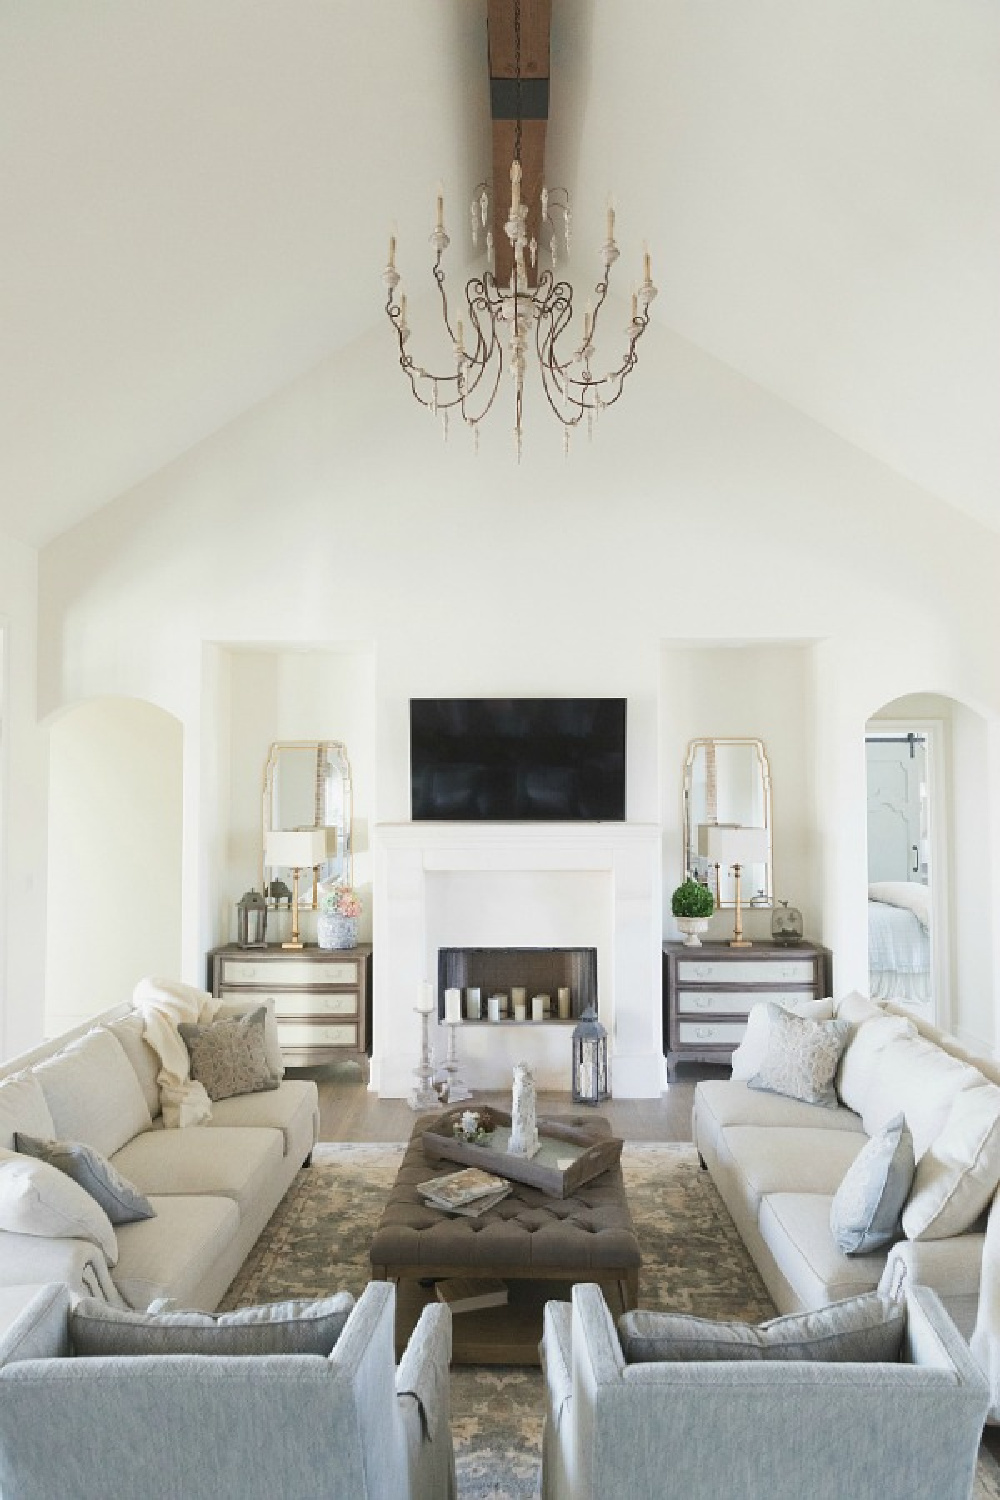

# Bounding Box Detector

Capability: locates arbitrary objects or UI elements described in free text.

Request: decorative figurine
[508,1063,540,1158]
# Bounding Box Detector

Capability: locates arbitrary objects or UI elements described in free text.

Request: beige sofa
[693,992,1000,1420]
[0,1001,319,1310]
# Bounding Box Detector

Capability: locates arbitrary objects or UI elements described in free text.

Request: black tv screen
[410,698,627,822]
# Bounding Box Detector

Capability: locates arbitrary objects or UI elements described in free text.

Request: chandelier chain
[514,0,522,167]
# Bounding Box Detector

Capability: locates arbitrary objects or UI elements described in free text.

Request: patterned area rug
[220,1141,1000,1500]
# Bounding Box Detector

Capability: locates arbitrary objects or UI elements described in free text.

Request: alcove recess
[437,947,598,1023]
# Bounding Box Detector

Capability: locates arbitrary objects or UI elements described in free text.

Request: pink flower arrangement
[320,883,362,919]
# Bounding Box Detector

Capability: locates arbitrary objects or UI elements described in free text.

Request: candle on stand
[558,986,572,1020]
[444,987,462,1025]
[417,981,434,1014]
[466,987,481,1020]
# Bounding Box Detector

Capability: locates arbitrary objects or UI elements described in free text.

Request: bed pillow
[15,1134,155,1226]
[0,1149,118,1264]
[617,1291,905,1364]
[730,997,836,1082]
[178,1008,280,1102]
[902,1082,1000,1241]
[69,1292,355,1358]
[830,1113,915,1255]
[747,1005,851,1108]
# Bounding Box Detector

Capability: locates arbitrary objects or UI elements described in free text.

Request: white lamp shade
[697,824,769,867]
[265,827,337,870]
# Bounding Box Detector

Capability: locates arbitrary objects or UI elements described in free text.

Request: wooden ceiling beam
[486,0,551,288]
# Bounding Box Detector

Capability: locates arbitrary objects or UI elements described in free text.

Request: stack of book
[417,1167,512,1217]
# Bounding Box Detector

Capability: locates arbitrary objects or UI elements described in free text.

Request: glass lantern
[771,899,804,946]
[236,889,268,949]
[572,1004,609,1105]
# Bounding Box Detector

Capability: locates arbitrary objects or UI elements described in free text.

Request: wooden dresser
[208,944,373,1076]
[662,940,832,1080]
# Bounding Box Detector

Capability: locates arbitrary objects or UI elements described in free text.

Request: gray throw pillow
[70,1292,355,1358]
[747,1004,851,1108]
[14,1133,155,1226]
[617,1290,905,1364]
[830,1112,915,1255]
[177,1007,279,1102]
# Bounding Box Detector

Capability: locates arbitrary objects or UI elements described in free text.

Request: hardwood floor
[291,1059,725,1144]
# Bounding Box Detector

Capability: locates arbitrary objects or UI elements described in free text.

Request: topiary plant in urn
[671,878,715,947]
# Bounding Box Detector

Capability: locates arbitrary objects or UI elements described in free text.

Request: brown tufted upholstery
[369,1114,640,1279]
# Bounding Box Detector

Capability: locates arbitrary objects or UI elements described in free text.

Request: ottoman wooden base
[370,1113,641,1365]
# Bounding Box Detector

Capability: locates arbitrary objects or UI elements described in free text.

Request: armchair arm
[0,1284,70,1366]
[330,1281,411,1499]
[880,1231,985,1341]
[971,1193,1000,1419]
[396,1302,456,1500]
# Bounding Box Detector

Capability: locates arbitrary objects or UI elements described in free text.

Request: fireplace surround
[372,822,663,1098]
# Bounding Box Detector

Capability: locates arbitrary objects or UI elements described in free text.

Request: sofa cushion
[902,1081,1000,1241]
[33,1029,152,1159]
[718,1126,865,1217]
[105,1013,162,1120]
[110,1124,283,1217]
[830,1113,915,1255]
[0,1073,56,1154]
[853,1030,983,1162]
[730,997,835,1082]
[205,1079,318,1157]
[836,1014,917,1116]
[70,1291,354,1357]
[112,1194,239,1310]
[695,1080,866,1141]
[758,1192,886,1306]
[0,1148,118,1265]
[617,1290,905,1364]
[747,1007,851,1109]
[15,1134,155,1227]
[178,1009,279,1102]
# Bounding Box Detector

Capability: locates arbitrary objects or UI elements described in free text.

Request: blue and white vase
[317,913,358,950]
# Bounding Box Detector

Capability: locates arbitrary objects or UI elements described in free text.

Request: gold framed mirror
[261,740,354,905]
[683,737,772,908]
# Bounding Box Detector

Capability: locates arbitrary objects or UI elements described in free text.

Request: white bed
[868,879,931,1005]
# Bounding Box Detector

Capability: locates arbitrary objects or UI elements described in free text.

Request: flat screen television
[409,698,627,822]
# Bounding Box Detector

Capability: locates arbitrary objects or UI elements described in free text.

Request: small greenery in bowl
[671,879,715,919]
[453,1108,497,1145]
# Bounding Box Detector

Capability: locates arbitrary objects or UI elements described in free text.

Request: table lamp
[697,824,769,948]
[264,827,338,949]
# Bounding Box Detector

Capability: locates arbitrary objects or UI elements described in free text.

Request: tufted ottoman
[370,1113,640,1364]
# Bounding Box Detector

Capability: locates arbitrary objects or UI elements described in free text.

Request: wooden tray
[422,1107,623,1198]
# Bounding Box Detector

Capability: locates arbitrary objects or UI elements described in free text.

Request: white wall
[45,696,183,1035]
[32,321,1000,1054]
[0,532,47,1058]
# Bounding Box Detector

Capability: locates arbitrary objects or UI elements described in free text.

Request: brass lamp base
[728,861,753,949]
[281,866,306,951]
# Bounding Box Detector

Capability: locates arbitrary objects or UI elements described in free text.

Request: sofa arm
[0,1232,123,1306]
[396,1302,456,1500]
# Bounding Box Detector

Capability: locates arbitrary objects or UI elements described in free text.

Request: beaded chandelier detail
[381,0,657,459]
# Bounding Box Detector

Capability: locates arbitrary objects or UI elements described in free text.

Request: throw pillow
[177,1008,279,1102]
[0,1149,118,1264]
[829,1113,915,1255]
[836,1014,917,1117]
[14,1133,155,1226]
[747,1005,851,1108]
[902,1081,1000,1241]
[617,1290,905,1364]
[0,1072,57,1154]
[70,1291,355,1358]
[729,997,836,1082]
[217,999,284,1081]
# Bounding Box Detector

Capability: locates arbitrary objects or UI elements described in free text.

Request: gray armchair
[0,1281,455,1500]
[541,1282,989,1500]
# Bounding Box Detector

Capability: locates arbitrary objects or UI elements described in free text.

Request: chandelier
[381,0,657,458]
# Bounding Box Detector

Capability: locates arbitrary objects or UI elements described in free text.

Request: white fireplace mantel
[371,822,664,1099]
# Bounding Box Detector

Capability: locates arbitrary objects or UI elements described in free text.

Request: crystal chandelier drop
[381,0,657,458]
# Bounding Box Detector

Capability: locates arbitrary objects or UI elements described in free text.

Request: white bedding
[868,880,930,930]
[868,891,931,1005]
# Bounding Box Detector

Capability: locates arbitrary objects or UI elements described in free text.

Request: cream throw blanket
[133,976,222,1129]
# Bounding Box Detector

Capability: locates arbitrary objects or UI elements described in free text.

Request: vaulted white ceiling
[1,0,997,546]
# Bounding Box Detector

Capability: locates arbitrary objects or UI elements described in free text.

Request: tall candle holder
[439,1019,473,1104]
[408,1006,440,1111]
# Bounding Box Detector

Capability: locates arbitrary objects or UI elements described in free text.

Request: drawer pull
[693,996,711,1009]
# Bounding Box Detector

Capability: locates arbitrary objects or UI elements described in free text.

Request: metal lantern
[572,1004,609,1105]
[236,889,268,949]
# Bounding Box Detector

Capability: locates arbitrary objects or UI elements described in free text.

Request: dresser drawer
[677,958,815,986]
[678,1020,748,1046]
[219,986,359,1018]
[277,1021,358,1049]
[676,989,815,1017]
[219,956,359,987]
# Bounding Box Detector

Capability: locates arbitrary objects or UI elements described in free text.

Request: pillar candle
[466,987,481,1020]
[531,994,547,1022]
[511,986,526,1010]
[557,987,571,1020]
[444,987,462,1024]
[514,997,527,1022]
[488,994,502,1023]
[417,981,434,1014]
